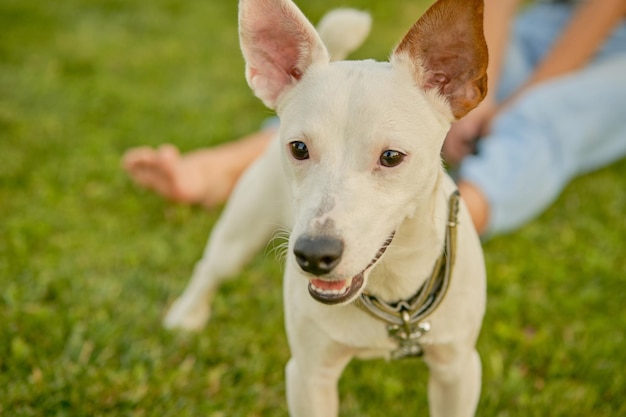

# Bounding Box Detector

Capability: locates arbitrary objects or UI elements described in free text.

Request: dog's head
[240,0,487,305]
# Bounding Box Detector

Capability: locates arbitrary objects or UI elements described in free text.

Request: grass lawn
[1,0,625,415]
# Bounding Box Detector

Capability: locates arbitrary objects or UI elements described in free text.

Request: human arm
[443,0,626,166]
[442,0,521,166]
[504,0,626,105]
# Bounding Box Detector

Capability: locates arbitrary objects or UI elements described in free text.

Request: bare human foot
[122,128,275,208]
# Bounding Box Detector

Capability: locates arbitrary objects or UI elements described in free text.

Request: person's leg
[459,54,626,236]
[123,127,276,208]
[458,4,626,233]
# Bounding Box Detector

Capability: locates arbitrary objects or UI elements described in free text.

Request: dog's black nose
[293,235,344,275]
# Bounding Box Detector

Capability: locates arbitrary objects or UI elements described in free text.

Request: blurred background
[1,0,625,415]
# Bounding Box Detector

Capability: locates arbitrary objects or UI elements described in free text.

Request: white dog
[164,0,488,415]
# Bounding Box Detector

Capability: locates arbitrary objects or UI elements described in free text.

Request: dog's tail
[316,9,372,62]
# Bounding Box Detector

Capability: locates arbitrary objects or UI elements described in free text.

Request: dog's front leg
[424,346,482,417]
[164,137,290,331]
[284,302,354,417]
[285,348,352,417]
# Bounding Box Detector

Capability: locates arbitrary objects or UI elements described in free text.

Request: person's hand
[442,97,497,167]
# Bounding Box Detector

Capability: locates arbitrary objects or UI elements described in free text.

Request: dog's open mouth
[307,234,394,305]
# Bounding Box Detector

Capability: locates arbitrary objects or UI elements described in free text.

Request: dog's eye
[289,141,309,160]
[379,150,405,167]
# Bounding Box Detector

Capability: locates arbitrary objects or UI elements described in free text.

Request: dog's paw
[163,296,211,331]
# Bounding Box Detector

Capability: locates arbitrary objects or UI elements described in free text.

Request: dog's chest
[288,279,444,359]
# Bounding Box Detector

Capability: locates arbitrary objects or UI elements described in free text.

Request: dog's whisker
[265,227,292,262]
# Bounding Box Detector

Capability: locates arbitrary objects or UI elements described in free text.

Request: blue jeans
[459,3,626,236]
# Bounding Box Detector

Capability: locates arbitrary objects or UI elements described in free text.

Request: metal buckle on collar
[387,310,431,359]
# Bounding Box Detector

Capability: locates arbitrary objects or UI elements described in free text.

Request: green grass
[1,0,625,415]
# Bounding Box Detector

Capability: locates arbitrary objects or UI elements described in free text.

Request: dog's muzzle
[298,234,394,305]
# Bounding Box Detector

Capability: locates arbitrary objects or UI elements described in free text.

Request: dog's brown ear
[391,0,488,120]
[239,0,330,109]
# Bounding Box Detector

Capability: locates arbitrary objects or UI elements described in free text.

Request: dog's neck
[365,168,452,302]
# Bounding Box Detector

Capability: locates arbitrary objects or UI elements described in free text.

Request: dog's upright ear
[391,0,488,120]
[239,0,330,109]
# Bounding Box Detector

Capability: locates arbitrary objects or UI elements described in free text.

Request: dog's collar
[353,190,460,360]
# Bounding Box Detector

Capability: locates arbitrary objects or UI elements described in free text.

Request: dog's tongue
[310,278,348,291]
